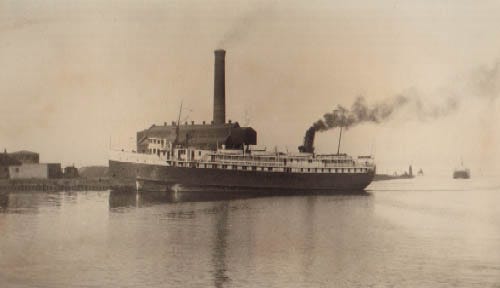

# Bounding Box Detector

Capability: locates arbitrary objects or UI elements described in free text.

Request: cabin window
[307,168,310,172]
[301,168,304,172]
[242,166,247,170]
[252,166,257,171]
[232,165,237,170]
[198,151,202,156]
[308,160,312,163]
[222,165,227,169]
[268,167,273,171]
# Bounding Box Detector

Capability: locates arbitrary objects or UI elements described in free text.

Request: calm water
[1,176,499,287]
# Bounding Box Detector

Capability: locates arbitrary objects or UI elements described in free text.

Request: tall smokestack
[213,49,226,125]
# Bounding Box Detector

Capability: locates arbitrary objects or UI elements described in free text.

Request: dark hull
[453,170,470,179]
[109,160,168,182]
[110,160,374,191]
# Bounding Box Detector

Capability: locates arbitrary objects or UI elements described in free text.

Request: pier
[0,178,133,192]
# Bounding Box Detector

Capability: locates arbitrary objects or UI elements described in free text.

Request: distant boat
[453,160,470,179]
[453,168,470,179]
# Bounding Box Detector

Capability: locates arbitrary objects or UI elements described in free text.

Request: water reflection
[108,188,369,209]
[2,181,498,287]
[300,197,317,279]
[212,202,230,288]
[0,191,85,213]
[106,188,372,287]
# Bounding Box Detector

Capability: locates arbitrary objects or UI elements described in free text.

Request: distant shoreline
[373,174,415,181]
[0,178,133,192]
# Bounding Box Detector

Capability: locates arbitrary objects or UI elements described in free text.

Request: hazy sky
[1,0,500,174]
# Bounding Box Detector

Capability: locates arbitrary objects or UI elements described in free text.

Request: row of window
[148,148,167,156]
[213,156,353,165]
[172,162,368,173]
[149,139,166,145]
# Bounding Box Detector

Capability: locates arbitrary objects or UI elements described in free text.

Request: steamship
[453,161,470,179]
[109,50,376,192]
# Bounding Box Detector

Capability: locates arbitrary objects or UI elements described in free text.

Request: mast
[337,126,343,155]
[173,101,183,146]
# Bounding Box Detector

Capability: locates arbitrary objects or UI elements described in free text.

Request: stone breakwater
[0,178,134,192]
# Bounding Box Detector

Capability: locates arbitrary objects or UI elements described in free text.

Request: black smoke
[298,95,410,153]
[312,95,411,131]
[298,91,464,153]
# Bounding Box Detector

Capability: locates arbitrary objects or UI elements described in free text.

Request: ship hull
[110,160,374,192]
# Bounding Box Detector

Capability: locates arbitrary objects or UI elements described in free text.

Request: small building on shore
[63,166,79,178]
[8,163,62,179]
[0,153,21,179]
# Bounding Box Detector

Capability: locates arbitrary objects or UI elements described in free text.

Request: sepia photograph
[1,1,499,287]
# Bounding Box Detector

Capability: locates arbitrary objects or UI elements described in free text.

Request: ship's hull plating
[110,160,374,192]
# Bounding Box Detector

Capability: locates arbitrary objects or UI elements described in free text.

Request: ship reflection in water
[108,188,371,288]
[108,188,369,209]
[1,177,500,287]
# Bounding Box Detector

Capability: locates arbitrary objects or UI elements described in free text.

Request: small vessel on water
[109,49,376,192]
[453,160,470,179]
[453,168,470,179]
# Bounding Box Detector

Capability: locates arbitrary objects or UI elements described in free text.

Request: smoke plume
[312,95,411,131]
[298,95,413,153]
[217,2,275,48]
[469,60,500,101]
[299,60,500,153]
